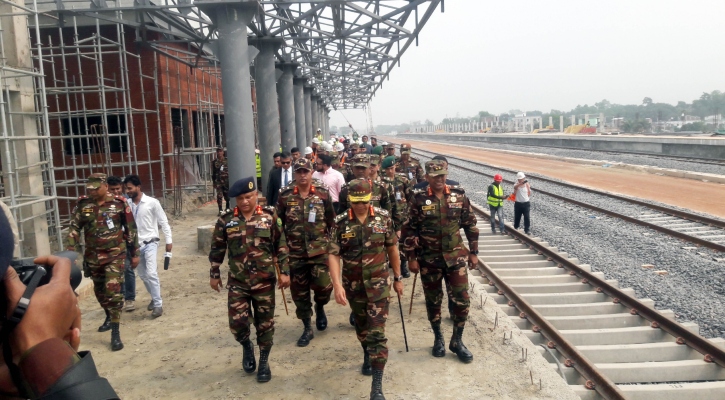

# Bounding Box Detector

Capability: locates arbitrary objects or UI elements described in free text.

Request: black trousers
[514,201,531,232]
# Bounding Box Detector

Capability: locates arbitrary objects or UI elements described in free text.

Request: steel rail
[470,202,725,369]
[409,148,725,252]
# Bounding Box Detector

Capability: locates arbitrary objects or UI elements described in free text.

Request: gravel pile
[422,138,725,176]
[415,153,725,338]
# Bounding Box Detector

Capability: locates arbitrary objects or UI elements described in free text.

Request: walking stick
[397,292,409,352]
[408,273,417,315]
[274,263,289,316]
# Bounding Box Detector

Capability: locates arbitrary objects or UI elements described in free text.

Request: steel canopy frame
[34,0,443,110]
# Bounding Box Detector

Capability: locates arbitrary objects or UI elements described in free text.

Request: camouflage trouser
[227,274,276,350]
[345,276,389,371]
[420,258,470,327]
[289,254,332,320]
[89,258,125,322]
[216,182,229,209]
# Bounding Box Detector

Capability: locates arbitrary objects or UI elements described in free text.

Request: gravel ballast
[412,153,725,339]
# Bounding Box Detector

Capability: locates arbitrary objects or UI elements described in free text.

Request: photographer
[513,172,532,235]
[0,205,119,399]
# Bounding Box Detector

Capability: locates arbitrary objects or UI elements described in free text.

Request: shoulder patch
[411,188,424,195]
[374,207,390,217]
[449,186,466,194]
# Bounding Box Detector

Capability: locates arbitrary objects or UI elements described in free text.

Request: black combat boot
[296,318,314,347]
[256,347,271,382]
[240,339,256,373]
[431,322,445,358]
[449,326,473,363]
[98,309,111,332]
[370,369,385,400]
[361,343,372,376]
[400,259,410,278]
[110,322,123,351]
[315,303,328,331]
[349,311,356,327]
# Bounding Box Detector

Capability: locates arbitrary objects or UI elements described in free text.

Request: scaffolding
[0,0,62,256]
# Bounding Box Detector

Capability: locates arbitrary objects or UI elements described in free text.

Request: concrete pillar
[251,38,283,195]
[324,108,330,139]
[560,115,564,132]
[571,115,576,126]
[311,95,320,138]
[276,62,297,153]
[211,4,257,199]
[549,116,553,128]
[293,77,307,150]
[303,86,313,143]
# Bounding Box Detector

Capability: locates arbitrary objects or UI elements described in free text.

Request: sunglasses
[351,201,369,205]
[281,161,291,165]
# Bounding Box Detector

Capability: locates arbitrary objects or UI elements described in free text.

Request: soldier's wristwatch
[394,275,403,282]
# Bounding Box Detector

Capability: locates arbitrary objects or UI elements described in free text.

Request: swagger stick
[397,293,409,352]
[408,273,417,315]
[274,263,289,315]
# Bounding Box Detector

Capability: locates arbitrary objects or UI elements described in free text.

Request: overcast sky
[329,0,725,131]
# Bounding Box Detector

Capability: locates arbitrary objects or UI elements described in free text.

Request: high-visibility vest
[487,184,504,207]
[255,154,262,178]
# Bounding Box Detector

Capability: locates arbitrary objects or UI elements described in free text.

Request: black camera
[10,251,83,290]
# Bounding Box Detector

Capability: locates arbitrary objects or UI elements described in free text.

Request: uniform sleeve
[121,202,140,258]
[384,217,397,247]
[328,222,341,257]
[156,201,172,244]
[338,186,348,212]
[273,212,289,274]
[66,203,82,251]
[211,160,217,182]
[323,192,336,237]
[401,195,421,259]
[460,196,479,253]
[380,183,393,215]
[276,192,287,228]
[416,164,425,183]
[208,217,227,279]
[389,184,403,231]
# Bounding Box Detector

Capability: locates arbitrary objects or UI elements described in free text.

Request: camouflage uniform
[208,205,289,349]
[401,166,479,328]
[331,189,397,374]
[212,156,230,210]
[396,144,424,184]
[338,155,394,215]
[276,172,336,320]
[67,192,139,323]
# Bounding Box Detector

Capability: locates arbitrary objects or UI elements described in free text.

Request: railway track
[466,202,725,400]
[409,148,725,253]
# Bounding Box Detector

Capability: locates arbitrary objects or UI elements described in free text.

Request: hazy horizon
[328,0,725,131]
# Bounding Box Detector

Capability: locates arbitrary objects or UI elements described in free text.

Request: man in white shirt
[312,154,345,213]
[513,172,532,234]
[123,175,172,318]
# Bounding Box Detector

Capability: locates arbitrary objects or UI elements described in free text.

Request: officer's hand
[468,254,479,270]
[333,284,347,306]
[278,274,290,289]
[408,260,420,274]
[210,278,223,292]
[131,257,140,268]
[393,281,404,297]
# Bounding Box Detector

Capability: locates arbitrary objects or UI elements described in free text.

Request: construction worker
[487,174,506,234]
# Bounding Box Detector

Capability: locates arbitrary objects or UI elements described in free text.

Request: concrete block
[198,225,214,254]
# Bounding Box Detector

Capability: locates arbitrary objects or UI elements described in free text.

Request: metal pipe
[252,38,282,195]
[293,76,307,150]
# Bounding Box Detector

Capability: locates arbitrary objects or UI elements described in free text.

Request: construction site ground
[77,203,577,400]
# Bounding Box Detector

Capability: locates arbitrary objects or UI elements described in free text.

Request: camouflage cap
[352,153,370,168]
[86,173,107,189]
[425,159,448,176]
[347,178,372,203]
[381,155,397,169]
[400,143,412,154]
[293,158,313,172]
[384,143,395,150]
[369,154,381,166]
[371,145,384,155]
[350,143,360,150]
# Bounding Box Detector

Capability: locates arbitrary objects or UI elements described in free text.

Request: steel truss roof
[35,0,442,109]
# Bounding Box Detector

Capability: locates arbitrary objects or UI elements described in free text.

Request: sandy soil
[384,137,725,218]
[77,203,577,400]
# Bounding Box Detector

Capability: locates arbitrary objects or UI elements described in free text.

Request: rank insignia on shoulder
[335,214,347,223]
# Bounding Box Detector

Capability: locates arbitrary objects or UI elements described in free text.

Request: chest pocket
[447,202,463,219]
[285,202,302,223]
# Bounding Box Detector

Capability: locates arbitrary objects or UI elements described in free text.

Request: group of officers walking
[209,141,479,400]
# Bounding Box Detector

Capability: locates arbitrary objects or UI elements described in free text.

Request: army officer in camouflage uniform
[330,179,403,400]
[208,176,290,383]
[212,147,230,215]
[66,173,139,351]
[402,160,479,363]
[276,158,336,347]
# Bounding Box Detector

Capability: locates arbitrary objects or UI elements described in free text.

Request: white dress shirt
[280,167,292,187]
[127,193,172,245]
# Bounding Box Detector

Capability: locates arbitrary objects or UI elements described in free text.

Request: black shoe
[315,304,328,331]
[240,339,256,373]
[361,345,372,376]
[431,323,445,357]
[98,309,111,332]
[349,311,356,327]
[147,301,154,311]
[449,326,473,363]
[370,369,385,400]
[257,347,271,382]
[400,260,411,279]
[296,318,314,347]
[110,322,124,351]
[524,231,530,235]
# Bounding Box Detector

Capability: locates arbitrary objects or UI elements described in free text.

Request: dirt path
[78,203,576,399]
[385,137,725,218]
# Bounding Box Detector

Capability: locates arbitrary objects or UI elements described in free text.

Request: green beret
[381,156,397,169]
[371,145,384,155]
